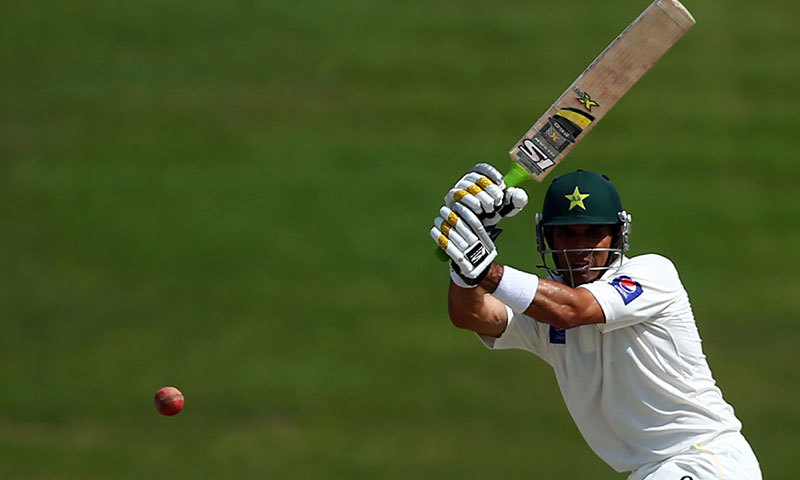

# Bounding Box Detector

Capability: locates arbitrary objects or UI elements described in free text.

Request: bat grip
[503,162,529,188]
[433,163,530,262]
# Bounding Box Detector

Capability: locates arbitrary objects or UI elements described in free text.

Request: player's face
[549,224,614,285]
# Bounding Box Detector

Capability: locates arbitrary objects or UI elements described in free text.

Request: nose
[566,249,592,264]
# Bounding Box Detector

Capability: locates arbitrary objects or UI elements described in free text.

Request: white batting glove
[430,202,497,284]
[445,163,529,228]
[484,187,529,227]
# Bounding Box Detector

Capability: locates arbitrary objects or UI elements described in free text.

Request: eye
[555,228,576,240]
[587,227,609,239]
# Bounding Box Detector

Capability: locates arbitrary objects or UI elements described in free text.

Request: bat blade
[508,0,695,185]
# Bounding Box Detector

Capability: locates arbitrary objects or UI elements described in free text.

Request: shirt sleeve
[477,305,551,363]
[578,254,684,334]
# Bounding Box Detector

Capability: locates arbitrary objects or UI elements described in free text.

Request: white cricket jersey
[479,254,743,473]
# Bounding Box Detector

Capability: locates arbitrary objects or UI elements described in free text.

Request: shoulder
[624,253,678,272]
[610,254,682,289]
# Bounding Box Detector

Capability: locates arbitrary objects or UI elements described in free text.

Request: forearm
[447,281,507,337]
[479,263,604,329]
[526,278,604,329]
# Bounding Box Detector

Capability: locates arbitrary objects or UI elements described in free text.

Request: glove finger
[445,187,483,214]
[434,216,470,251]
[506,187,529,207]
[499,187,529,218]
[452,202,495,250]
[463,172,504,205]
[439,206,479,244]
[431,225,465,261]
[470,163,506,190]
[430,226,470,271]
[453,179,497,213]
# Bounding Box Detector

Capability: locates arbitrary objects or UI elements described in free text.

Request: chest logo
[549,326,566,344]
[609,276,643,305]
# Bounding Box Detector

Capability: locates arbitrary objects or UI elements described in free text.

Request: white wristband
[450,267,478,289]
[491,266,539,313]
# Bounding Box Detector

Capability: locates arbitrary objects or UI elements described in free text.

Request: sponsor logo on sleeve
[609,276,643,305]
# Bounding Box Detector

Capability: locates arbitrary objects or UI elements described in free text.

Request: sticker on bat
[573,87,599,111]
[515,108,594,175]
[516,137,554,175]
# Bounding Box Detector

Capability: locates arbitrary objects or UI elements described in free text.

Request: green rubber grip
[502,162,530,188]
[434,163,529,261]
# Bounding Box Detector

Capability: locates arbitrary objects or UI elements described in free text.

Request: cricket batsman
[430,165,762,479]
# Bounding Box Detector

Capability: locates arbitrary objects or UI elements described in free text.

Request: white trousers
[629,432,762,480]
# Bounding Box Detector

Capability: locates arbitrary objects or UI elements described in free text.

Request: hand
[445,163,529,228]
[430,202,497,284]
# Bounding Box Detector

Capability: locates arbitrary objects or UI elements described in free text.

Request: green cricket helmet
[535,169,632,283]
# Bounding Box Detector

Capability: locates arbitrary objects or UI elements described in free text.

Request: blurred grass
[1,0,798,478]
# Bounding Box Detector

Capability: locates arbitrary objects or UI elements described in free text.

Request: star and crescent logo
[565,186,590,210]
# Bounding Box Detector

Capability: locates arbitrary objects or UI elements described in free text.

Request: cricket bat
[502,0,695,188]
[436,0,694,260]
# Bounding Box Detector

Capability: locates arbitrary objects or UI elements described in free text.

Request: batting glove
[430,202,497,285]
[445,163,529,228]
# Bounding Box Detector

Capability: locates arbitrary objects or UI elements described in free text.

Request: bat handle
[503,162,529,188]
[433,163,530,262]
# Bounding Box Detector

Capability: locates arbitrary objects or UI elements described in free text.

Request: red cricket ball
[154,386,184,416]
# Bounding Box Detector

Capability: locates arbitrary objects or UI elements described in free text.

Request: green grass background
[2,0,798,478]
